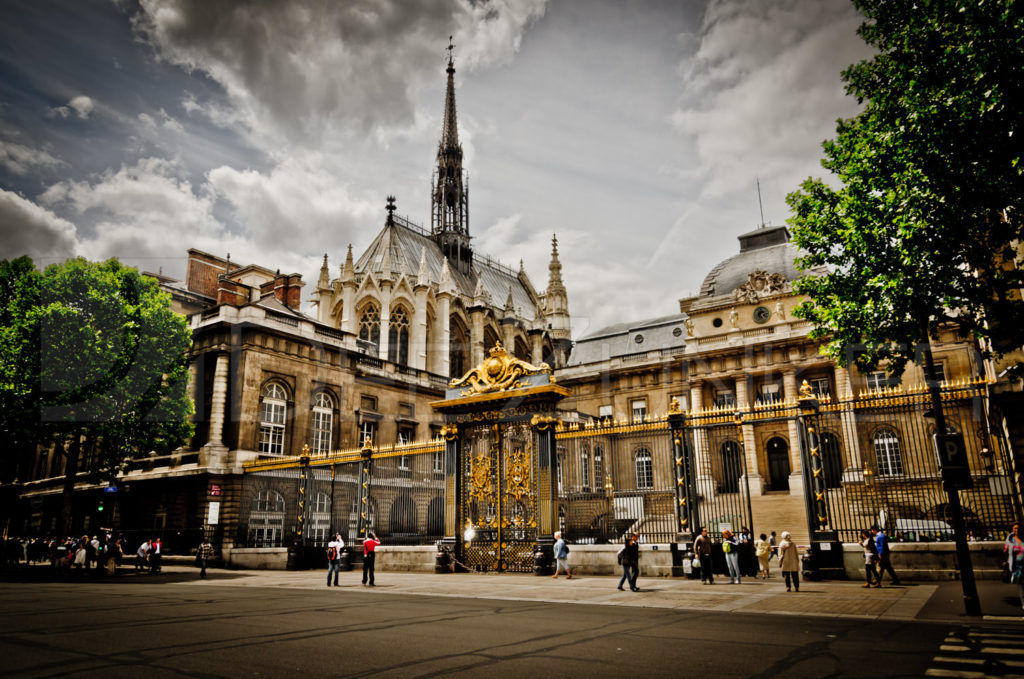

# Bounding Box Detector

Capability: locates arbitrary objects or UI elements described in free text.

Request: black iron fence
[238,440,445,549]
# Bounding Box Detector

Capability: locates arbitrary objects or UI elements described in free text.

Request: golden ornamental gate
[460,420,538,572]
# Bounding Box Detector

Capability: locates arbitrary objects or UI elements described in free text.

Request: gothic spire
[432,36,472,275]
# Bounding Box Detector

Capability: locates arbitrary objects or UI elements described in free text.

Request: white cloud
[50,96,96,120]
[0,188,79,261]
[0,140,64,175]
[69,96,95,120]
[132,0,547,150]
[207,153,379,256]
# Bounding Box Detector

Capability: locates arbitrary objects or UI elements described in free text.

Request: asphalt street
[1,568,1023,678]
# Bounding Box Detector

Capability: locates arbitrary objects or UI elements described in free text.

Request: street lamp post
[796,381,841,578]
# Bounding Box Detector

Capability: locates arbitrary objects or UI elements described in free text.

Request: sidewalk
[181,568,1024,624]
[5,564,1022,624]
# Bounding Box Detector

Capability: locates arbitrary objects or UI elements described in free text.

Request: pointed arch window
[388,307,410,365]
[259,383,287,454]
[449,318,469,379]
[359,304,381,354]
[310,392,333,454]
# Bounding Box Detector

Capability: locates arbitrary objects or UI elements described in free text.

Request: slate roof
[355,217,541,319]
[568,313,688,366]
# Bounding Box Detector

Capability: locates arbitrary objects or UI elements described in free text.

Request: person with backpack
[362,532,380,586]
[551,531,572,579]
[326,533,344,587]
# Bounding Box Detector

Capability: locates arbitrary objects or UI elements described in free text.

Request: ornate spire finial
[386,195,396,225]
[548,233,564,288]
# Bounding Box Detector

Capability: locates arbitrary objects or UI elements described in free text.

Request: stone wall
[840,541,1009,581]
[225,547,288,570]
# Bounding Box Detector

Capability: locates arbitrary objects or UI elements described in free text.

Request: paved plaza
[3,566,1024,678]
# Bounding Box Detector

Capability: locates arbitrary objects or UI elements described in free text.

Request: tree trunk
[58,432,81,538]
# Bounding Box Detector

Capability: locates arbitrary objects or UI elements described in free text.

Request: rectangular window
[865,371,898,390]
[669,394,688,412]
[598,405,613,424]
[310,409,332,454]
[360,394,377,411]
[432,451,444,474]
[359,420,377,447]
[581,452,591,491]
[759,383,781,404]
[927,363,947,386]
[397,427,414,445]
[631,399,647,423]
[810,377,831,399]
[259,399,285,454]
[398,454,410,470]
[400,402,415,418]
[714,391,735,408]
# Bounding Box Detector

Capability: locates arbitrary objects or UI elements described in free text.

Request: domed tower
[431,38,472,276]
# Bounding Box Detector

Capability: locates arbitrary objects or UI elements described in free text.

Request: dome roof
[699,226,801,298]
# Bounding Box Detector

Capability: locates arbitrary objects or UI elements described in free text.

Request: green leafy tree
[1,257,193,535]
[787,0,1024,378]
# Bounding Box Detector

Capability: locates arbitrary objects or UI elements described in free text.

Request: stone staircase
[749,493,810,547]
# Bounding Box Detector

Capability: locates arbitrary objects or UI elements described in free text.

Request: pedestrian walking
[362,532,380,586]
[694,527,714,585]
[778,531,799,592]
[150,537,162,574]
[860,530,880,588]
[617,532,641,592]
[196,537,214,579]
[755,533,771,579]
[1004,524,1023,614]
[326,533,344,587]
[552,531,572,579]
[722,529,741,584]
[768,531,778,562]
[871,526,900,586]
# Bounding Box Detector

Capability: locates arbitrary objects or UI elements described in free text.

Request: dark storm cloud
[131,0,547,149]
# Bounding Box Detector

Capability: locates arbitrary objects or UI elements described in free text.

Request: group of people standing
[693,528,801,591]
[325,532,380,587]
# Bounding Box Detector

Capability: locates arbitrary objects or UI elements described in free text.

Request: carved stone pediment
[735,270,787,303]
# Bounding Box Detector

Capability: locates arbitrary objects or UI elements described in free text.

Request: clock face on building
[753,306,771,324]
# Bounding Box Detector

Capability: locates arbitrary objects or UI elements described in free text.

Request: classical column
[690,382,716,501]
[782,369,804,497]
[834,365,864,482]
[735,375,763,496]
[411,285,429,371]
[207,352,229,448]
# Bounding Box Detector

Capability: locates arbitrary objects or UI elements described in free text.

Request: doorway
[766,437,790,491]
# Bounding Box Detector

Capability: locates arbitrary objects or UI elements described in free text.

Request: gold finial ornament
[668,397,683,415]
[449,341,549,394]
[798,379,814,400]
[440,423,458,440]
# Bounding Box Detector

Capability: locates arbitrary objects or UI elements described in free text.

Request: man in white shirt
[326,534,345,587]
[135,540,150,571]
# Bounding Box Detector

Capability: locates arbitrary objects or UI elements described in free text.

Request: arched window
[635,448,653,490]
[820,432,843,488]
[594,447,604,489]
[359,304,381,353]
[719,440,742,494]
[310,392,333,454]
[388,307,410,365]
[874,428,904,477]
[389,495,417,534]
[581,446,591,491]
[259,383,287,454]
[426,496,445,537]
[248,490,285,547]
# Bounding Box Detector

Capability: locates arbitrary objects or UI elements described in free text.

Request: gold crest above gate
[449,341,550,396]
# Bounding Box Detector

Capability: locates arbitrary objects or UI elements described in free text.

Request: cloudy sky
[0,0,872,337]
